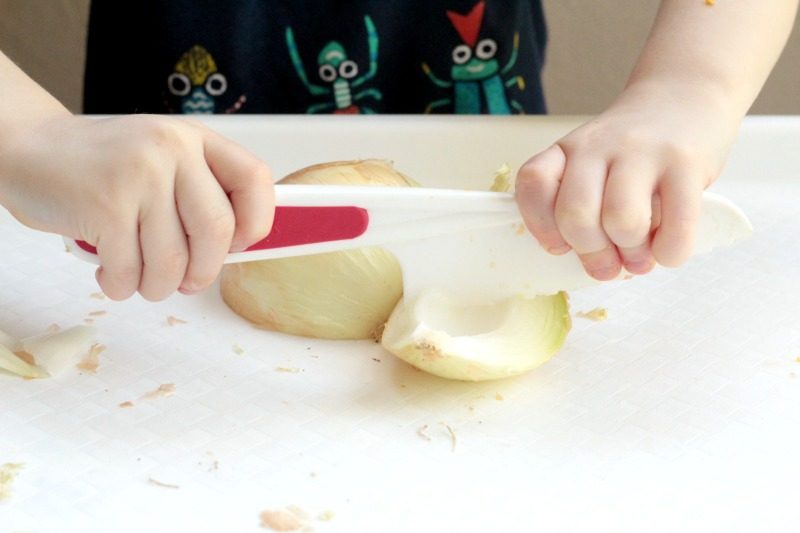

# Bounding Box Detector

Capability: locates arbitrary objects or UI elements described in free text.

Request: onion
[20,326,97,376]
[279,159,418,187]
[379,164,572,381]
[222,160,572,381]
[221,160,414,340]
[380,291,571,381]
[0,329,15,349]
[0,325,97,379]
[0,342,48,379]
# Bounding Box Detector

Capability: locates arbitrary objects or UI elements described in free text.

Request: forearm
[0,51,71,147]
[624,0,798,118]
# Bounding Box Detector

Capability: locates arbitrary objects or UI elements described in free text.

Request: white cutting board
[1,116,800,533]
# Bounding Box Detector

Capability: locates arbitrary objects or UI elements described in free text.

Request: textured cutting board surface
[1,116,799,533]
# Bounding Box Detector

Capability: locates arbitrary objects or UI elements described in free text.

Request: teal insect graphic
[422,1,525,114]
[285,15,382,114]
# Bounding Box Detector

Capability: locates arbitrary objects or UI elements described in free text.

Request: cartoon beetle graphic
[166,45,246,114]
[422,1,525,114]
[285,15,382,114]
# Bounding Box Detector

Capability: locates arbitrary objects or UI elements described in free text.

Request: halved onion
[220,160,415,340]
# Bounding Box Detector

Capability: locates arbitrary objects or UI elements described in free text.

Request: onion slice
[381,290,571,381]
[0,329,16,349]
[0,343,48,379]
[18,325,97,377]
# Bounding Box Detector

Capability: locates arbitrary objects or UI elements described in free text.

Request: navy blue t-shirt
[84,0,547,115]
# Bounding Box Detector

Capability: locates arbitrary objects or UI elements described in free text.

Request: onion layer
[381,291,571,381]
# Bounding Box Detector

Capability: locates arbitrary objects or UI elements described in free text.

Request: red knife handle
[248,206,369,250]
[74,206,369,255]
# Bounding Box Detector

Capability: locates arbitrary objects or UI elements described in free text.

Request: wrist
[621,67,746,120]
[0,109,72,213]
[7,102,72,135]
[612,75,744,132]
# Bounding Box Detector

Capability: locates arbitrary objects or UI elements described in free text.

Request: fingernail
[179,286,199,296]
[590,265,620,281]
[625,260,654,274]
[548,244,572,255]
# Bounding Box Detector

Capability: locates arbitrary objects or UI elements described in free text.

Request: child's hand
[514,0,797,282]
[515,83,738,280]
[0,114,274,301]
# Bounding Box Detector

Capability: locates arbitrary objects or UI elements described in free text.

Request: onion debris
[76,343,105,373]
[576,308,608,321]
[259,508,304,532]
[142,383,176,399]
[166,316,187,326]
[0,463,24,501]
[147,477,180,490]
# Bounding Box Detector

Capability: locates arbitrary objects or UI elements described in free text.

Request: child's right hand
[0,114,275,301]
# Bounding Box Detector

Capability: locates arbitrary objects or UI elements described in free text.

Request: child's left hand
[514,82,739,281]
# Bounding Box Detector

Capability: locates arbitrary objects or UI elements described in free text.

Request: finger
[616,193,665,277]
[617,243,655,275]
[515,145,571,254]
[555,155,621,281]
[650,193,662,232]
[138,199,190,302]
[203,130,274,252]
[94,223,142,301]
[621,193,664,277]
[601,160,658,274]
[652,175,703,267]
[175,161,235,294]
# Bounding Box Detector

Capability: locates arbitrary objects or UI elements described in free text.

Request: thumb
[202,129,275,252]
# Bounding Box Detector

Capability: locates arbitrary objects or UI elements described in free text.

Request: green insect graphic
[285,15,382,114]
[422,1,525,114]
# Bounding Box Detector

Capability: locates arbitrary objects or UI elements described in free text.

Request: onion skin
[280,159,418,187]
[221,247,402,340]
[220,160,413,340]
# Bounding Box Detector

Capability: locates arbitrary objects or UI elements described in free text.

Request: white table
[1,116,799,533]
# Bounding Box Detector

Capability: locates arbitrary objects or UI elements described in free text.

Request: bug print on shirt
[285,15,382,114]
[422,1,526,115]
[165,45,246,114]
[83,1,547,115]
